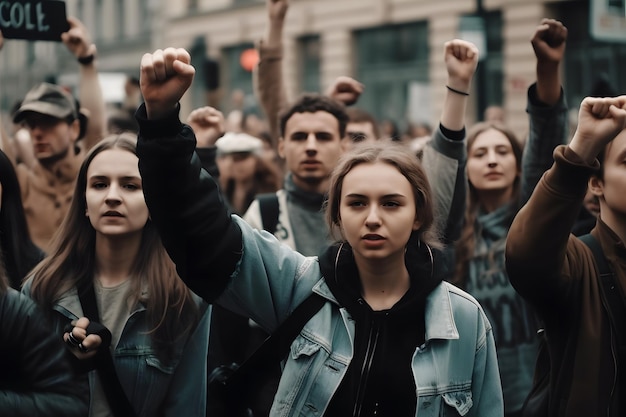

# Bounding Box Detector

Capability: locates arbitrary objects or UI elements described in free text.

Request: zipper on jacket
[607,327,617,417]
[598,284,618,417]
[353,316,381,417]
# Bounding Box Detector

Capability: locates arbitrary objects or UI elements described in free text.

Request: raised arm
[439,40,477,131]
[61,17,106,151]
[136,48,241,300]
[506,96,626,306]
[569,97,626,165]
[186,105,225,178]
[422,39,478,242]
[521,19,569,204]
[253,0,289,149]
[532,19,566,106]
[137,49,314,327]
[325,76,364,107]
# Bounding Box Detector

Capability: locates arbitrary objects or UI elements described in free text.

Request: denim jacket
[135,104,502,417]
[22,281,210,417]
[214,216,503,417]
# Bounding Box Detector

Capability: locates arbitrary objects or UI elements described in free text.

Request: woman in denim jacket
[23,133,210,417]
[135,42,503,417]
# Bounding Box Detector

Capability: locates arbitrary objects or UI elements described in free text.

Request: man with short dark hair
[243,93,350,254]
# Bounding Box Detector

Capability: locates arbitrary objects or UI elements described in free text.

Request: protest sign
[0,0,69,42]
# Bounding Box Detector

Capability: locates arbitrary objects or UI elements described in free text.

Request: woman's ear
[588,175,604,198]
[412,218,422,231]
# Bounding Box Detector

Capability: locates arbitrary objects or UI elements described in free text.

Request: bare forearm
[78,62,107,150]
[440,81,470,131]
[536,61,561,106]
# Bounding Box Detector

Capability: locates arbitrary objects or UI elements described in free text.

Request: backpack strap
[522,234,626,416]
[257,193,280,234]
[579,234,626,323]
[579,234,626,378]
[579,234,612,276]
[216,293,326,402]
[77,283,138,417]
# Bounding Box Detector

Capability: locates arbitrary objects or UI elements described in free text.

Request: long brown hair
[452,122,523,288]
[29,133,198,360]
[325,140,441,249]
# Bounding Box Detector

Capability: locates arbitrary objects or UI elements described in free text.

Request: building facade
[0,0,162,113]
[161,0,625,137]
[0,0,624,138]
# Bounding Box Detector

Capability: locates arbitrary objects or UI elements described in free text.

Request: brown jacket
[506,145,625,417]
[17,156,82,253]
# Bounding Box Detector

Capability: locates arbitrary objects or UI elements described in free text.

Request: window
[221,43,259,113]
[477,11,503,119]
[355,22,429,133]
[139,0,151,33]
[76,0,84,21]
[94,0,103,41]
[116,0,125,39]
[298,35,320,94]
[232,0,263,5]
[223,43,255,95]
[555,1,626,109]
[189,37,208,110]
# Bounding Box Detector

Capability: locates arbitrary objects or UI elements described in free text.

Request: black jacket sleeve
[135,104,242,301]
[196,146,220,180]
[0,289,89,417]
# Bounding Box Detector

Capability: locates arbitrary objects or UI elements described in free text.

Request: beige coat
[17,155,82,253]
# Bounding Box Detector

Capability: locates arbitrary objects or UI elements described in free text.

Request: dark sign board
[0,0,69,42]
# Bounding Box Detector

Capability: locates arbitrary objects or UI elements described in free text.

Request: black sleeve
[197,146,220,180]
[135,104,242,301]
[435,123,467,243]
[0,290,89,417]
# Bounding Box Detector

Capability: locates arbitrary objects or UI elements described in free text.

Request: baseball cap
[13,82,79,124]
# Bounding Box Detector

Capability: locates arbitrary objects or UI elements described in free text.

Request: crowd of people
[0,0,625,416]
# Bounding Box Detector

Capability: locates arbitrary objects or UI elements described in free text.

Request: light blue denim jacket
[216,216,503,417]
[134,104,502,416]
[22,280,210,417]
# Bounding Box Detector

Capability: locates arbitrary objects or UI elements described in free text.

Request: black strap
[579,234,611,275]
[218,293,326,400]
[258,193,280,234]
[579,234,626,379]
[579,234,626,326]
[78,283,137,417]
